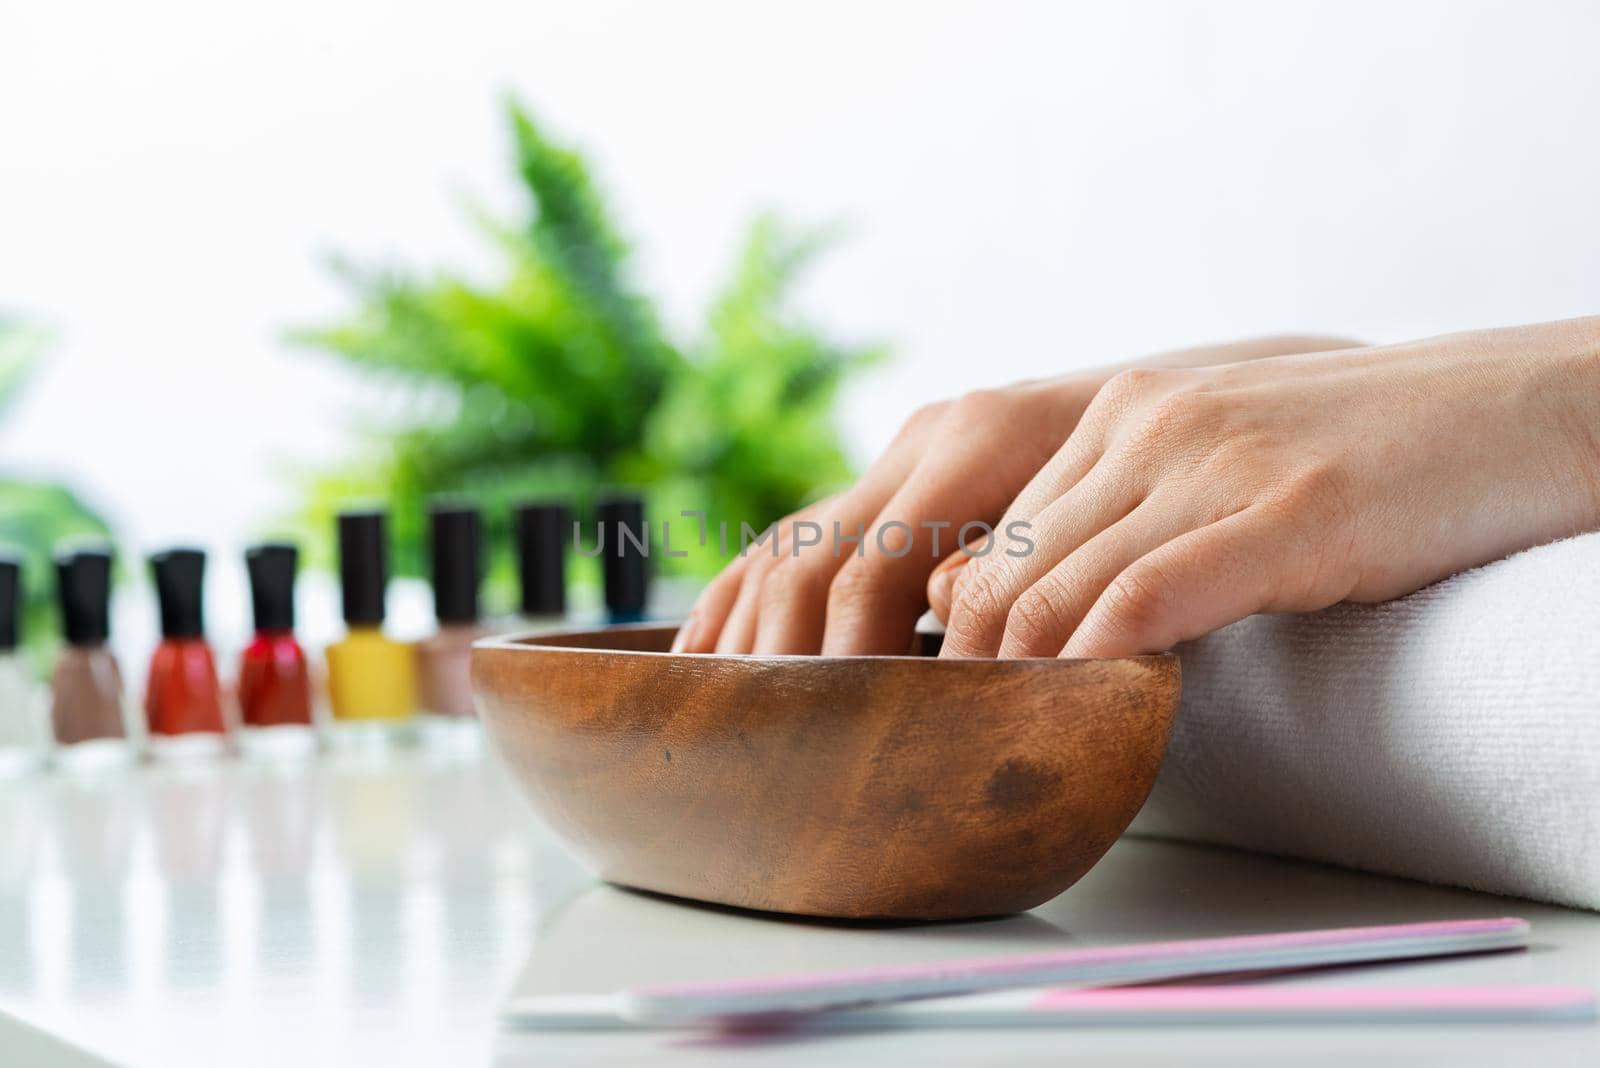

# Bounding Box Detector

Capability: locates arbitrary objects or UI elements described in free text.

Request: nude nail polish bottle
[0,554,49,776]
[144,548,227,760]
[51,548,133,770]
[416,506,486,747]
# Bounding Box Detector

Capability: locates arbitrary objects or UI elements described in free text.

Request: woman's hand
[933,317,1600,660]
[673,334,1365,655]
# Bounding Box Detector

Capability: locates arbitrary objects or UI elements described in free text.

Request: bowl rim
[472,621,1179,667]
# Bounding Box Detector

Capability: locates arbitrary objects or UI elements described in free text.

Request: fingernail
[670,614,697,653]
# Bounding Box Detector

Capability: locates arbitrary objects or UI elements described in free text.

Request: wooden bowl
[471,625,1180,921]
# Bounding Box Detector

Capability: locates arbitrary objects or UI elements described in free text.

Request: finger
[820,386,1102,656]
[733,405,953,655]
[713,560,766,653]
[926,546,975,622]
[937,370,1202,653]
[713,519,806,654]
[943,403,1117,628]
[985,375,1133,528]
[722,491,896,654]
[686,505,825,653]
[1062,507,1287,659]
[819,457,1018,656]
[996,496,1210,658]
[940,456,1144,657]
[673,552,750,652]
[689,487,846,654]
[749,491,905,656]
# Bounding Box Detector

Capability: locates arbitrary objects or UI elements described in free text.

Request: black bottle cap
[0,554,20,651]
[515,501,570,617]
[429,506,482,625]
[56,548,113,646]
[246,542,298,632]
[150,548,207,639]
[338,511,388,626]
[598,495,650,617]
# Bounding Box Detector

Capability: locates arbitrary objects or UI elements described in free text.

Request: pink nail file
[1019,985,1596,1025]
[615,917,1531,1023]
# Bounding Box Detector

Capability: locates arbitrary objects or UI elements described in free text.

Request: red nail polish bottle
[145,548,227,758]
[237,543,315,756]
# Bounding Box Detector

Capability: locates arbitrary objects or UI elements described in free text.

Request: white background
[3,0,1599,650]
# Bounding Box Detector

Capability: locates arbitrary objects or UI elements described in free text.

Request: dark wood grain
[472,625,1180,921]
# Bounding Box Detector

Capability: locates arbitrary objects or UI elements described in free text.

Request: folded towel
[1129,532,1600,910]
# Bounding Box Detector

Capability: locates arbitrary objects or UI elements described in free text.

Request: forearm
[1485,315,1600,542]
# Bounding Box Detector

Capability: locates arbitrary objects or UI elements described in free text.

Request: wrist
[1543,317,1600,531]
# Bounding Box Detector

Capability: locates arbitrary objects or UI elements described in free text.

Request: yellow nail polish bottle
[326,511,416,744]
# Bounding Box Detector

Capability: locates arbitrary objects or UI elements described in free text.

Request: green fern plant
[293,98,880,586]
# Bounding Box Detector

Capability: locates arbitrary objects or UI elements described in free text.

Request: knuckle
[1096,563,1170,637]
[1281,460,1352,516]
[1082,370,1151,429]
[1086,368,1183,438]
[946,388,1011,430]
[744,546,783,579]
[703,556,748,594]
[1004,585,1072,653]
[908,399,951,427]
[826,559,886,614]
[1261,459,1356,540]
[1147,389,1213,435]
[756,558,827,610]
[793,496,836,523]
[699,557,755,610]
[948,562,1009,629]
[1121,389,1223,464]
[1102,367,1160,401]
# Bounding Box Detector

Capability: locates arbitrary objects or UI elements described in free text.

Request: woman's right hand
[929,316,1600,661]
[672,334,1362,657]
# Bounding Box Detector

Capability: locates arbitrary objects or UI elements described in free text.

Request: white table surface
[0,742,1596,1066]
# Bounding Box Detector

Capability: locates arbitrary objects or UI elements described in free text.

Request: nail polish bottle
[50,548,133,770]
[416,506,486,746]
[237,543,316,759]
[325,511,416,746]
[599,495,650,625]
[0,554,49,776]
[144,548,227,760]
[515,501,571,629]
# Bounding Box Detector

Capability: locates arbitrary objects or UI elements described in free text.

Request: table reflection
[0,748,551,1066]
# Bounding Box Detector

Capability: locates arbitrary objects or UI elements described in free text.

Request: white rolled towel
[1130,531,1600,910]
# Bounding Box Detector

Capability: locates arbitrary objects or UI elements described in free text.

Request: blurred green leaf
[294,100,879,586]
[0,318,51,421]
[0,318,115,671]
